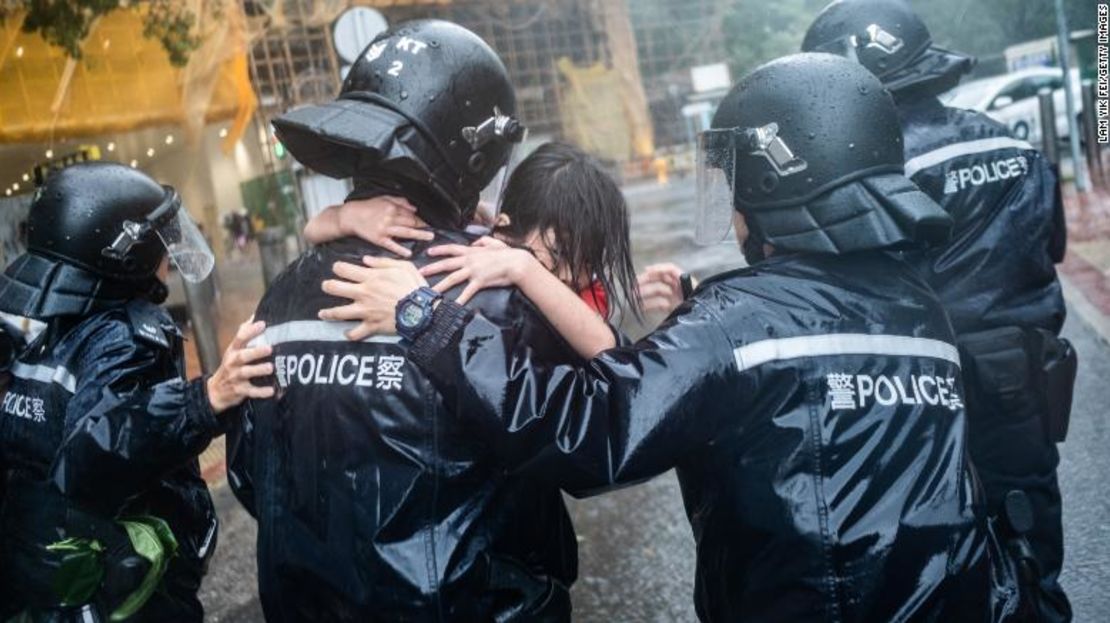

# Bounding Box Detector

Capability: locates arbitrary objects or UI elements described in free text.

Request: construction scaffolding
[381,1,606,140]
[628,0,732,148]
[241,0,734,170]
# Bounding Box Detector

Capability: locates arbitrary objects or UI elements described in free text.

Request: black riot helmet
[273,19,525,228]
[695,53,950,261]
[801,0,975,97]
[0,162,214,319]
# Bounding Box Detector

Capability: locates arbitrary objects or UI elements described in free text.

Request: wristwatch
[396,286,442,341]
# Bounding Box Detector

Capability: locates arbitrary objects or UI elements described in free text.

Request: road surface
[201,179,1110,621]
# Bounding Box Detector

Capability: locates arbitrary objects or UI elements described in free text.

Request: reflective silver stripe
[10,361,77,393]
[903,137,1034,178]
[248,320,402,347]
[197,518,218,559]
[81,605,95,623]
[733,333,960,373]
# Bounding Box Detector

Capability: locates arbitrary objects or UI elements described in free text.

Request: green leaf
[45,537,105,607]
[109,516,178,622]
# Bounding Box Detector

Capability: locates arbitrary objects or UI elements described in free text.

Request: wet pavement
[200,179,1110,621]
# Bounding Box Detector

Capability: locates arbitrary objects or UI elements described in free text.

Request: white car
[941,67,1082,146]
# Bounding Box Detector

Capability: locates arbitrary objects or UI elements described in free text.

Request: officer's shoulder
[463,286,573,351]
[66,300,177,354]
[461,285,522,325]
[695,256,842,309]
[691,264,784,316]
[122,299,179,349]
[696,257,798,293]
[933,104,1013,142]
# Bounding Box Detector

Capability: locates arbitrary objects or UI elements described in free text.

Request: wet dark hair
[497,141,640,319]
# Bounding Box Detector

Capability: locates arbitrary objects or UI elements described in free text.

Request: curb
[1061,274,1110,347]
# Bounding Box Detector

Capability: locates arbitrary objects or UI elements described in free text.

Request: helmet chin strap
[740,216,768,265]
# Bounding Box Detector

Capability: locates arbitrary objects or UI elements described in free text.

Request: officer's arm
[225,399,258,518]
[50,320,225,512]
[1044,158,1067,263]
[412,297,745,492]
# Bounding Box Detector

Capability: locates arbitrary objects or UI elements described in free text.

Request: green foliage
[721,0,828,75]
[44,536,105,607]
[143,0,201,67]
[910,0,1092,60]
[0,0,203,67]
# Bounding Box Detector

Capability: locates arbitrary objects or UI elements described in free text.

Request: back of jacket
[409,251,994,622]
[677,253,988,622]
[899,97,1066,335]
[226,232,580,622]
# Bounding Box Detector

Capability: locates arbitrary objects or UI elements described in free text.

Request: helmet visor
[809,35,859,61]
[694,129,736,245]
[155,205,214,283]
[472,128,529,233]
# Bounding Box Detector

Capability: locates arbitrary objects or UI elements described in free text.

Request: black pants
[961,328,1074,623]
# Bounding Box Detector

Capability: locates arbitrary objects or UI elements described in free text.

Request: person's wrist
[509,249,535,283]
[205,375,229,414]
[335,205,354,237]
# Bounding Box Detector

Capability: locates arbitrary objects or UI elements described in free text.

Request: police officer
[333,53,1013,621]
[225,20,586,620]
[0,162,272,622]
[802,2,1075,619]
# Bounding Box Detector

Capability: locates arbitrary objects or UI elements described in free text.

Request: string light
[129,159,138,168]
[44,149,53,159]
[146,147,155,157]
[14,46,23,58]
[12,183,19,192]
[218,128,229,138]
[106,142,116,152]
[5,189,11,197]
[21,173,29,182]
[164,134,174,145]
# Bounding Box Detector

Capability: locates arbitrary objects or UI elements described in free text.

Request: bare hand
[206,319,274,413]
[319,257,428,340]
[637,263,689,315]
[305,196,433,257]
[421,243,535,305]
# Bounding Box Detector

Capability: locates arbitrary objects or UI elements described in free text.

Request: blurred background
[0,1,1107,620]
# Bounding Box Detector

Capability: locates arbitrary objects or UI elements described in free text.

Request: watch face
[399,301,424,328]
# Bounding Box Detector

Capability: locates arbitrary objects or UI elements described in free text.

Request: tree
[911,0,1091,59]
[721,0,828,75]
[0,0,204,67]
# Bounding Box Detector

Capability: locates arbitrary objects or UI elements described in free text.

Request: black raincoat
[226,231,581,622]
[898,97,1066,334]
[899,97,1072,621]
[407,250,996,622]
[0,300,219,622]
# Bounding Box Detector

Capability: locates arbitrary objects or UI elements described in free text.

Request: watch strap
[410,299,471,366]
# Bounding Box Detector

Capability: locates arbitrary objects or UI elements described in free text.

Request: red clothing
[578,280,609,318]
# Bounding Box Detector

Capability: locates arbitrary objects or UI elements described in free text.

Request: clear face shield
[694,130,737,245]
[695,123,809,245]
[464,107,528,233]
[103,188,215,283]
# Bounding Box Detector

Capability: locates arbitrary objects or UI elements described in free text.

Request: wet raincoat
[899,97,1073,622]
[0,300,219,622]
[898,97,1066,334]
[226,231,581,622]
[406,250,995,622]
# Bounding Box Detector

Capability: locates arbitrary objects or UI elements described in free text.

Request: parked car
[941,67,1082,146]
